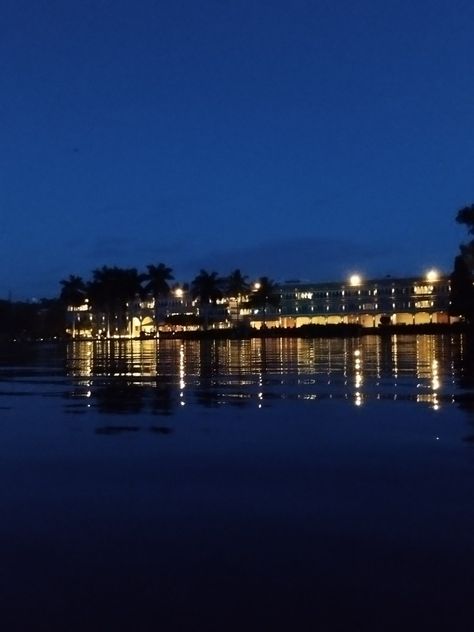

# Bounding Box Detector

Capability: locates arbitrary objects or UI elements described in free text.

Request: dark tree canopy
[145,263,174,298]
[452,203,474,322]
[248,276,280,311]
[59,275,87,307]
[87,266,145,335]
[450,255,474,321]
[224,269,249,298]
[191,270,223,304]
[456,204,474,235]
[87,266,144,312]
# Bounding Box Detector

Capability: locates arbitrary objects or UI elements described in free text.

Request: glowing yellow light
[175,288,184,298]
[349,274,362,286]
[426,269,439,282]
[254,282,261,290]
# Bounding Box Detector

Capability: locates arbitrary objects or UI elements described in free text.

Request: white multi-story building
[278,271,451,328]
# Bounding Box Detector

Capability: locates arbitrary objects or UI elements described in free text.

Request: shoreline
[2,322,467,345]
[157,322,466,340]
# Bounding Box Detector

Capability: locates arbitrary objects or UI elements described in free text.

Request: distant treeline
[0,298,63,341]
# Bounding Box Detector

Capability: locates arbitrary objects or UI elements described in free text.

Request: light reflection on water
[59,334,468,415]
[1,334,474,630]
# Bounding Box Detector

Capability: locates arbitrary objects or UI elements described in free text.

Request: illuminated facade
[65,271,454,338]
[66,302,94,338]
[279,273,452,328]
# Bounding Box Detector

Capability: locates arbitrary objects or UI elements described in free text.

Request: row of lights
[172,281,263,299]
[349,269,439,287]
[171,271,441,298]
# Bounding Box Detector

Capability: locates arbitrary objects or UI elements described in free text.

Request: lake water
[0,335,473,631]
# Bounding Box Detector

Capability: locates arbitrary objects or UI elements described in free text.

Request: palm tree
[87,266,145,337]
[59,275,87,306]
[191,269,223,329]
[248,276,280,328]
[144,263,174,330]
[144,263,174,299]
[225,269,249,297]
[59,275,87,338]
[224,269,249,324]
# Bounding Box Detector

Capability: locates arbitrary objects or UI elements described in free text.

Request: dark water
[0,335,473,631]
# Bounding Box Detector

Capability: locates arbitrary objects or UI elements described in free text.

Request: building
[65,270,454,338]
[279,271,451,328]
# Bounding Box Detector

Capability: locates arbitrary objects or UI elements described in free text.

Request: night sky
[2,0,474,299]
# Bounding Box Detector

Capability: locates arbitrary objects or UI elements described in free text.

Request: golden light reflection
[392,335,398,380]
[416,336,442,410]
[179,343,186,391]
[353,347,363,405]
[63,334,458,413]
[66,340,93,378]
[431,359,440,391]
[179,343,186,406]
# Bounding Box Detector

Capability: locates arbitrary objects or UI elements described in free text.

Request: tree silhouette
[59,275,88,337]
[224,269,249,298]
[224,269,249,324]
[451,255,474,322]
[59,275,87,307]
[456,204,474,234]
[452,204,474,322]
[191,269,223,329]
[88,266,144,337]
[248,276,280,327]
[144,263,174,299]
[191,270,223,303]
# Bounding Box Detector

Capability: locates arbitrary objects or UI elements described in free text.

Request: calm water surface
[0,335,473,631]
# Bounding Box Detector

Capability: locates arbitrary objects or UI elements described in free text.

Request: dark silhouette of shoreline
[0,321,467,346]
[154,321,465,341]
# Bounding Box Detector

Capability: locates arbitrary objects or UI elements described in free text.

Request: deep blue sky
[1,0,473,298]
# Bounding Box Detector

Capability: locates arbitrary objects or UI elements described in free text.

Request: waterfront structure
[278,271,451,328]
[66,300,93,338]
[65,270,453,338]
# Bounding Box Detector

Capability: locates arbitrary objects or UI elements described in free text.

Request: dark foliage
[456,204,474,235]
[224,269,249,298]
[191,270,223,303]
[144,263,174,298]
[248,277,280,324]
[450,254,474,321]
[0,298,64,341]
[452,203,474,322]
[59,275,87,307]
